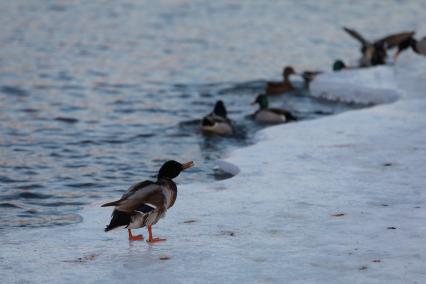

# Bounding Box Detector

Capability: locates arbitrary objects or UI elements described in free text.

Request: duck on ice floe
[201,100,233,136]
[343,27,414,66]
[251,94,297,124]
[265,66,298,95]
[393,34,426,60]
[102,160,194,242]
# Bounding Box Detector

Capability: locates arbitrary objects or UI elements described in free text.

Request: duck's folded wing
[123,183,168,210]
[201,116,215,127]
[101,180,160,209]
[270,108,297,121]
[121,180,156,200]
[202,113,228,126]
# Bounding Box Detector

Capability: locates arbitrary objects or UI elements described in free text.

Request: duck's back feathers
[201,114,228,126]
[376,31,414,48]
[101,180,157,209]
[121,180,156,200]
[265,81,294,95]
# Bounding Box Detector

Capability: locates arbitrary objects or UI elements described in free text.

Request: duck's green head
[252,94,269,109]
[332,60,346,71]
[158,160,194,179]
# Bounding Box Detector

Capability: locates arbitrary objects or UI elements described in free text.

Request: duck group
[102,26,425,242]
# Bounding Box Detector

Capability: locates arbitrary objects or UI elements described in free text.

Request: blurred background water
[0,0,425,229]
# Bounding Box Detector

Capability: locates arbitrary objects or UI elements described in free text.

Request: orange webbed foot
[129,234,144,241]
[128,229,144,241]
[146,225,166,243]
[147,237,167,243]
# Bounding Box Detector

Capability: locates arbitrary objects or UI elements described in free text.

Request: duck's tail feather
[101,199,122,207]
[104,210,131,232]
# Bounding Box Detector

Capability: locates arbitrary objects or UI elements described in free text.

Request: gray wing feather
[115,182,166,212]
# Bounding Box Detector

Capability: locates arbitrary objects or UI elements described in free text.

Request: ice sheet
[310,66,401,105]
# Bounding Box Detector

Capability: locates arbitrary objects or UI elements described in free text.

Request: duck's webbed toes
[147,237,166,243]
[128,229,144,241]
[129,234,144,241]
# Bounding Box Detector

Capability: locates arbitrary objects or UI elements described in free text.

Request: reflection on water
[2,0,421,229]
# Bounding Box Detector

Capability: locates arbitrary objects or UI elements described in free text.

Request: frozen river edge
[2,55,426,284]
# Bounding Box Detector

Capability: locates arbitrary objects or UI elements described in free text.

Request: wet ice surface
[2,55,426,284]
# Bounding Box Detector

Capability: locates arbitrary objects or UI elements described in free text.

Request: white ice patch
[310,66,401,105]
[215,160,240,176]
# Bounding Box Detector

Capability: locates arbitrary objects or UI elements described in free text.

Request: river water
[0,0,424,229]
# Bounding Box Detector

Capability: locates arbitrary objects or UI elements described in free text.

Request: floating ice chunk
[310,66,401,105]
[214,160,240,176]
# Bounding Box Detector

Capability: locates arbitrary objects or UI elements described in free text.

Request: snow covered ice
[310,66,400,105]
[2,54,426,283]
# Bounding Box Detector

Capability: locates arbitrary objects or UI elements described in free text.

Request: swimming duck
[393,35,426,60]
[265,66,297,95]
[299,60,348,88]
[302,70,323,88]
[102,160,194,242]
[201,100,233,136]
[343,27,414,66]
[251,94,297,124]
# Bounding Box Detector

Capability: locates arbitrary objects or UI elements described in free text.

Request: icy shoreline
[2,54,426,283]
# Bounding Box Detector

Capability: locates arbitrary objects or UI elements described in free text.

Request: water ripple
[0,85,29,97]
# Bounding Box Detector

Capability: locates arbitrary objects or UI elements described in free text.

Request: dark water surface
[0,1,423,229]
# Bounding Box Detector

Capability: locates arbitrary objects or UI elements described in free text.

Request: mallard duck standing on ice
[201,100,233,136]
[102,160,194,242]
[251,94,297,124]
